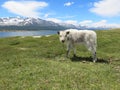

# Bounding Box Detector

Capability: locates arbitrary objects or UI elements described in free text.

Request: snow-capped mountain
[0,17,115,30]
[0,17,67,30]
[0,17,60,27]
[0,17,23,26]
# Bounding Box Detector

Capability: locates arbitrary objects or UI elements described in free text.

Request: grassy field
[0,29,120,90]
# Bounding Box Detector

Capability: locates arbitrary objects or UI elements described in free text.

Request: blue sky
[0,0,120,27]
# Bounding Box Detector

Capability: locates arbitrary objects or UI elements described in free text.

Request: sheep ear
[66,31,70,35]
[57,31,60,35]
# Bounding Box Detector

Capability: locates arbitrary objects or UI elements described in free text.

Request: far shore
[0,30,35,32]
[0,29,58,32]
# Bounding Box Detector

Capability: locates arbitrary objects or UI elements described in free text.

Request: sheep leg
[66,43,72,58]
[93,51,97,63]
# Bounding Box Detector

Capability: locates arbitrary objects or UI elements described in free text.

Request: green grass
[0,29,120,90]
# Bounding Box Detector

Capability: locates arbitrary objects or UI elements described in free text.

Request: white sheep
[58,29,97,62]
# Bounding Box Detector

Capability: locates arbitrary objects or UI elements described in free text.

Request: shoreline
[0,30,57,38]
[0,30,49,32]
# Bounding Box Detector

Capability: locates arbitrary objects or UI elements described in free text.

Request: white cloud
[46,18,62,23]
[47,18,120,28]
[64,2,74,6]
[80,20,107,27]
[57,15,76,19]
[46,18,78,25]
[44,14,49,18]
[2,1,48,17]
[79,20,93,26]
[93,20,107,26]
[79,20,120,28]
[90,0,120,17]
[64,20,78,25]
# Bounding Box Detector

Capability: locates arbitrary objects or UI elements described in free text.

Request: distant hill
[0,17,66,30]
[0,17,111,30]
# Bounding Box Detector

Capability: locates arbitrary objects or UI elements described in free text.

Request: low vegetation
[0,29,120,90]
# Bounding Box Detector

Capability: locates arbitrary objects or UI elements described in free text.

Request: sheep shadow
[70,56,109,64]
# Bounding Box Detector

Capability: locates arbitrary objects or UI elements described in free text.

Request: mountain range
[0,17,110,30]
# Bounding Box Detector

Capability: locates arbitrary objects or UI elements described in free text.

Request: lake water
[0,30,58,38]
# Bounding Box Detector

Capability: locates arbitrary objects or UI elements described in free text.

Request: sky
[0,0,120,28]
